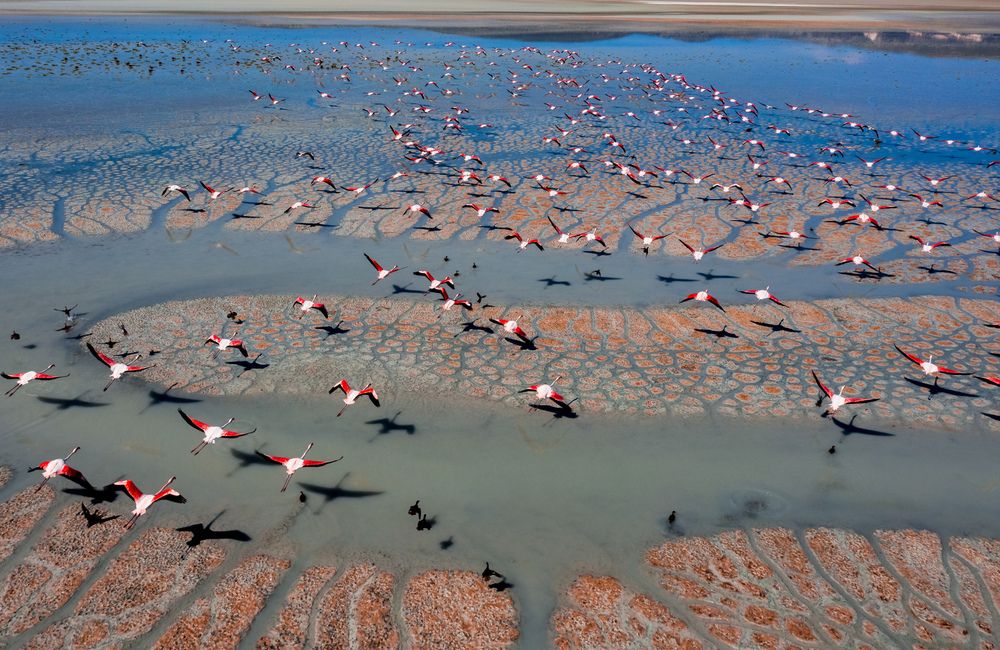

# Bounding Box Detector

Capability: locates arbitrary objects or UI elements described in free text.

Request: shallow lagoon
[0,17,998,645]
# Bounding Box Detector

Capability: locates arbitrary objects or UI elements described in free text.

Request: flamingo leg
[123,514,138,529]
[280,473,293,493]
[103,378,116,392]
[5,384,20,397]
[34,477,49,493]
[191,441,207,455]
[337,404,348,417]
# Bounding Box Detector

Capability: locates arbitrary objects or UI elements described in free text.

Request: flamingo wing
[177,409,209,432]
[811,371,834,398]
[221,426,255,438]
[115,480,144,503]
[364,253,383,272]
[703,244,724,254]
[256,451,289,465]
[936,365,970,376]
[302,456,344,467]
[843,397,880,405]
[329,380,351,395]
[677,238,695,252]
[894,345,924,366]
[34,372,67,380]
[1,372,21,379]
[768,295,788,307]
[87,343,116,367]
[58,464,88,484]
[153,487,183,502]
[705,295,726,312]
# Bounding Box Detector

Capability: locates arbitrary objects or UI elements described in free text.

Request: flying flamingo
[413,270,454,291]
[489,317,532,343]
[256,443,343,492]
[738,287,787,307]
[462,203,499,218]
[680,290,725,312]
[895,345,970,382]
[835,255,879,272]
[162,185,191,201]
[504,231,544,251]
[87,343,154,390]
[519,376,566,404]
[974,230,1000,246]
[402,203,432,218]
[199,181,228,201]
[811,371,879,414]
[329,380,381,416]
[115,477,184,529]
[547,217,571,244]
[628,224,671,256]
[293,295,329,319]
[178,409,256,455]
[677,239,724,262]
[28,447,87,491]
[435,288,472,312]
[908,235,951,253]
[364,253,401,284]
[3,364,68,397]
[205,333,249,359]
[571,228,606,248]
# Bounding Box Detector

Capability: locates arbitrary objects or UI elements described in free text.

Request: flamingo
[413,270,454,291]
[178,409,256,455]
[910,194,943,208]
[462,203,499,218]
[680,290,725,312]
[489,317,532,343]
[677,238,724,262]
[28,447,87,492]
[977,375,1000,388]
[974,230,1000,246]
[115,477,184,529]
[205,334,249,358]
[571,228,606,248]
[402,203,432,218]
[293,295,329,319]
[3,364,68,397]
[504,231,544,251]
[547,217,571,244]
[344,179,379,195]
[256,443,343,492]
[87,344,153,391]
[311,176,337,190]
[329,380,380,416]
[628,224,670,256]
[738,287,787,307]
[435,288,472,312]
[162,185,191,201]
[895,345,970,381]
[519,376,565,403]
[364,253,400,284]
[835,255,879,272]
[283,201,315,214]
[199,181,228,201]
[811,371,880,414]
[908,235,951,253]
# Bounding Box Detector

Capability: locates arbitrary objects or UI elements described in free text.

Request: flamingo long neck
[301,443,313,460]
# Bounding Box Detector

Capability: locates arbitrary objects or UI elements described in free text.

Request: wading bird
[115,477,184,529]
[329,380,381,416]
[811,371,880,414]
[178,409,256,455]
[28,447,86,491]
[3,364,67,397]
[87,343,153,391]
[256,443,343,491]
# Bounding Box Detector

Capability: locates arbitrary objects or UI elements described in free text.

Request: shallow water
[0,16,998,646]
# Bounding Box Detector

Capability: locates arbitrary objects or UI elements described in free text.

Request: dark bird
[10,331,20,341]
[416,514,433,530]
[409,500,421,516]
[482,562,504,581]
[668,510,677,525]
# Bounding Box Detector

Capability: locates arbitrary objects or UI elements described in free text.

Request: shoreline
[2,8,1000,33]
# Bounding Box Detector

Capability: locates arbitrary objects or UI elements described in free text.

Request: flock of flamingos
[3,35,999,531]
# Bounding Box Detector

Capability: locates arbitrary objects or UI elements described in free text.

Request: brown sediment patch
[257,565,337,649]
[0,504,125,636]
[25,528,226,648]
[401,570,519,648]
[313,563,398,648]
[554,526,1000,648]
[153,554,289,649]
[0,485,56,564]
[88,293,1000,429]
